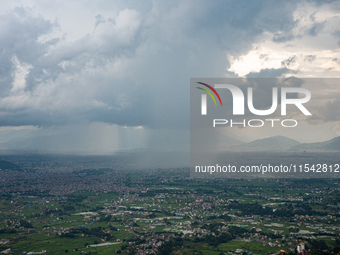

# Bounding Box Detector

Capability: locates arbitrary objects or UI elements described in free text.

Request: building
[297,242,305,253]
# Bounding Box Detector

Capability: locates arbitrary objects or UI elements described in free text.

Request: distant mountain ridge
[231,136,340,152]
[232,135,300,151]
[291,136,340,151]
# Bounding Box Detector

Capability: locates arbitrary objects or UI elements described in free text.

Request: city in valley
[0,154,339,255]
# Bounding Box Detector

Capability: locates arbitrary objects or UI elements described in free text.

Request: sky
[0,0,340,155]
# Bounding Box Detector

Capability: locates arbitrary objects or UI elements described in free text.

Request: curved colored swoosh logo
[196,82,223,106]
[197,87,217,105]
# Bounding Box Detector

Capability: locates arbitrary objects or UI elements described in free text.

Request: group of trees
[19,220,33,228]
[309,239,329,251]
[207,214,231,221]
[197,225,248,246]
[194,233,233,247]
[228,202,327,217]
[158,237,183,255]
[60,226,114,241]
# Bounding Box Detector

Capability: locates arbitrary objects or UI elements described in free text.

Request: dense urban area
[0,155,339,255]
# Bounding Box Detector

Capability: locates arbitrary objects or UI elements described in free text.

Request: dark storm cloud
[304,55,316,62]
[0,0,332,130]
[273,32,295,43]
[246,68,293,78]
[0,7,55,95]
[307,21,325,36]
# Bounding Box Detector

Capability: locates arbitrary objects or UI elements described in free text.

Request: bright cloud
[228,1,340,78]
